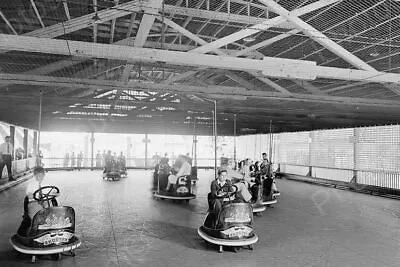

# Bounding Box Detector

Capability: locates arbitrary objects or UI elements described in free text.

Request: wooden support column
[84,134,89,168]
[143,134,150,168]
[233,114,237,169]
[308,131,313,177]
[23,129,28,159]
[90,132,95,169]
[127,136,132,167]
[9,125,15,160]
[33,131,38,158]
[351,128,358,186]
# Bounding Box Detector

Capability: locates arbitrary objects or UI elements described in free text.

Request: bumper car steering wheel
[217,185,238,201]
[33,186,60,204]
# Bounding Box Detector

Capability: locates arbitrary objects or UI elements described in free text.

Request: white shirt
[0,142,13,155]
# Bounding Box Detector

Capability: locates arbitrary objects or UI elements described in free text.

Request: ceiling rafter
[29,0,45,28]
[109,0,120,44]
[158,16,291,93]
[93,0,98,43]
[4,73,400,108]
[189,0,340,54]
[62,0,71,20]
[5,34,400,85]
[0,10,17,35]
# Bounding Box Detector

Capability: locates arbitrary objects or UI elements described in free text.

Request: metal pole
[193,118,197,166]
[90,132,95,170]
[144,133,148,169]
[37,90,42,166]
[269,120,273,163]
[214,100,217,178]
[233,114,237,169]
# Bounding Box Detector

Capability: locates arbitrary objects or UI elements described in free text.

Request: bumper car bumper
[10,234,81,255]
[197,226,258,246]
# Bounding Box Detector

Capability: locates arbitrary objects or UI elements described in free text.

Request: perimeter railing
[41,157,218,170]
[278,163,400,197]
[1,157,36,179]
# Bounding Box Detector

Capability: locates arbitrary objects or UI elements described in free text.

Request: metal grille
[237,124,400,190]
[356,125,400,172]
[311,128,354,169]
[276,132,309,165]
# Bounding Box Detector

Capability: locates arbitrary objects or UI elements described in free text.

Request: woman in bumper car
[165,155,192,192]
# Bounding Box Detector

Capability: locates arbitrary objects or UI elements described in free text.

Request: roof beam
[30,0,45,28]
[4,34,400,85]
[134,0,164,47]
[0,34,316,80]
[63,0,71,20]
[189,0,340,54]
[24,0,142,38]
[233,29,300,57]
[93,0,98,43]
[126,13,137,38]
[293,80,327,95]
[159,17,291,93]
[4,74,400,108]
[259,0,375,72]
[109,0,119,44]
[0,10,17,35]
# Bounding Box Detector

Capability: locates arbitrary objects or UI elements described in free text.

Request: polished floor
[0,170,399,267]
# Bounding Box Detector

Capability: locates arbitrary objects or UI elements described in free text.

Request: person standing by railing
[70,152,76,169]
[63,152,69,168]
[0,136,15,181]
[77,151,83,170]
[96,150,102,168]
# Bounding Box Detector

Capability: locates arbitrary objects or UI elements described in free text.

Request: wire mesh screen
[311,128,354,169]
[356,125,400,172]
[275,132,310,166]
[237,125,400,189]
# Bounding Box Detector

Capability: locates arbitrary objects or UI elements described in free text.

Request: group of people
[155,154,193,192]
[208,153,279,216]
[63,152,84,169]
[101,150,126,174]
[95,150,126,169]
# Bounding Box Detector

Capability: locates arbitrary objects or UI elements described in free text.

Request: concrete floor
[0,170,399,267]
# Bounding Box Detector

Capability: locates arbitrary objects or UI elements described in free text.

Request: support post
[143,134,150,168]
[23,129,28,159]
[90,132,95,169]
[33,131,38,158]
[351,128,358,187]
[308,131,313,177]
[233,114,237,169]
[193,118,198,167]
[9,126,15,160]
[214,100,217,178]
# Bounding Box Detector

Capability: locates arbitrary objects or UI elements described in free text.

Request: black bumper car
[10,186,81,263]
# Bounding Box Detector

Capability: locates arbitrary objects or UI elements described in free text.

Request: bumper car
[118,159,128,178]
[10,186,81,263]
[119,166,128,178]
[232,178,266,216]
[198,186,258,253]
[153,173,196,203]
[103,160,121,181]
[261,175,280,206]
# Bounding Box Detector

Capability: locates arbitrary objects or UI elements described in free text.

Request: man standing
[0,136,15,181]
